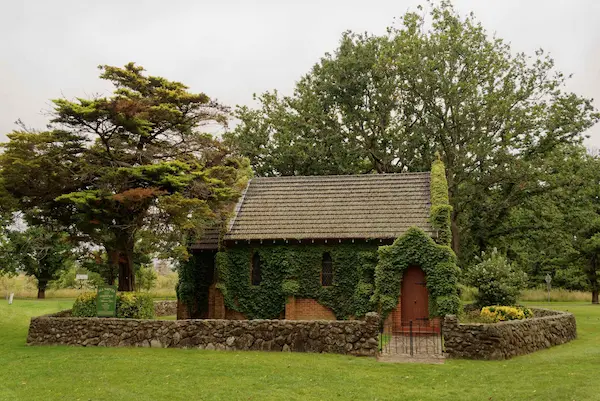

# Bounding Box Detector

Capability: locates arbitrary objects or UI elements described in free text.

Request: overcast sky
[1,0,599,147]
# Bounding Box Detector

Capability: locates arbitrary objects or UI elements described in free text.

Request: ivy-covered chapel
[177,160,460,325]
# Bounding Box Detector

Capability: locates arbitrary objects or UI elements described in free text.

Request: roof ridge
[252,172,430,180]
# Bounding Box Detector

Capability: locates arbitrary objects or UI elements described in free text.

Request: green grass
[1,300,599,400]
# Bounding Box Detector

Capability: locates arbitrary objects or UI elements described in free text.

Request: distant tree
[1,63,251,291]
[4,227,74,298]
[490,145,600,303]
[135,264,158,292]
[225,2,599,264]
[565,151,600,303]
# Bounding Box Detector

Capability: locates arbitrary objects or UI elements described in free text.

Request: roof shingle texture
[224,173,433,241]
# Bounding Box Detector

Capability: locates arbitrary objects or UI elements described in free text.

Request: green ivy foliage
[216,243,379,319]
[430,158,452,247]
[176,252,214,318]
[373,227,461,318]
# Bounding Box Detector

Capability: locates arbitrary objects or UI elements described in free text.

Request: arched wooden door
[400,266,429,323]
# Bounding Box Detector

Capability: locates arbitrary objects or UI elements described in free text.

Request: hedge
[72,292,155,319]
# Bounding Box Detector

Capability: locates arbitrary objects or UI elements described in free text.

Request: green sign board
[97,286,117,317]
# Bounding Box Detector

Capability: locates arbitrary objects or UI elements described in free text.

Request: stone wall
[443,307,577,360]
[153,301,178,317]
[27,311,380,357]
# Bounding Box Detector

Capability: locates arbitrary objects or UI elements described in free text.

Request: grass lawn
[1,300,599,401]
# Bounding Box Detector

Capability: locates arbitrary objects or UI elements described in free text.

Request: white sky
[1,0,599,148]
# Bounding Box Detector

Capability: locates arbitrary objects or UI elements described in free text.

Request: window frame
[251,251,262,286]
[321,252,333,287]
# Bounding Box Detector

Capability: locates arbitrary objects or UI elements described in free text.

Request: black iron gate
[379,319,443,356]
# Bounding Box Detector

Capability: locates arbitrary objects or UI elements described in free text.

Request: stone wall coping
[36,311,378,324]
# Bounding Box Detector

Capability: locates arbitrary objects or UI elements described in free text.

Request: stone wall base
[27,311,380,357]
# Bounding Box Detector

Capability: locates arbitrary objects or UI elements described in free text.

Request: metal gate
[379,319,443,357]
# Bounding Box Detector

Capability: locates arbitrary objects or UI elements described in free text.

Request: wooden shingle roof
[224,173,433,241]
[189,227,221,250]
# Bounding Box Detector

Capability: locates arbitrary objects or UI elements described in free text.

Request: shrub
[465,248,527,307]
[480,305,533,322]
[72,292,155,319]
[116,292,154,319]
[72,292,97,317]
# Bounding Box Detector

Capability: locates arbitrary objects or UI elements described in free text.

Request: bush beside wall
[72,292,155,319]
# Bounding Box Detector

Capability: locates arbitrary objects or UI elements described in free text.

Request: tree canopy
[1,63,251,291]
[225,2,599,267]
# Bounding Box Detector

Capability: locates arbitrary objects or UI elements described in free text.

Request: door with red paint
[401,266,429,323]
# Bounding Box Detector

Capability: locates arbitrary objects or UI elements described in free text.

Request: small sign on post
[96,286,117,317]
[545,274,552,303]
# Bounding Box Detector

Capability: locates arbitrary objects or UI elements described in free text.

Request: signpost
[76,274,88,290]
[96,286,117,317]
[545,274,552,303]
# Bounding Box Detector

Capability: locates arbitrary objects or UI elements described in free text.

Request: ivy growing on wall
[176,252,214,318]
[216,243,379,319]
[373,227,461,318]
[204,159,459,320]
[430,157,452,247]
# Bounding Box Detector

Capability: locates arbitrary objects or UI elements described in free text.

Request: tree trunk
[107,249,119,286]
[37,280,47,299]
[117,242,136,292]
[588,257,598,304]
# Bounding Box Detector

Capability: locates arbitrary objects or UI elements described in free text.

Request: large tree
[3,227,74,298]
[1,63,250,291]
[225,2,598,265]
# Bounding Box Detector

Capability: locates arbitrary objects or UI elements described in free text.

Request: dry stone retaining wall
[443,307,576,360]
[27,311,379,357]
[153,300,177,316]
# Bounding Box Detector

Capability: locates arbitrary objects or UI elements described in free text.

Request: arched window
[251,252,262,286]
[321,252,333,286]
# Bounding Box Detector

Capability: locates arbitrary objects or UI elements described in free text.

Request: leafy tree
[1,63,251,291]
[465,248,527,307]
[563,150,600,303]
[225,2,599,264]
[135,264,158,292]
[3,227,74,298]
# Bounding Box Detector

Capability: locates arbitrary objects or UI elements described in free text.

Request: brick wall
[285,297,336,320]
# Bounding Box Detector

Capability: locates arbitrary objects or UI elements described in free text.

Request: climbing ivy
[176,252,214,318]
[207,160,458,320]
[430,157,452,247]
[373,227,461,318]
[215,243,379,319]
